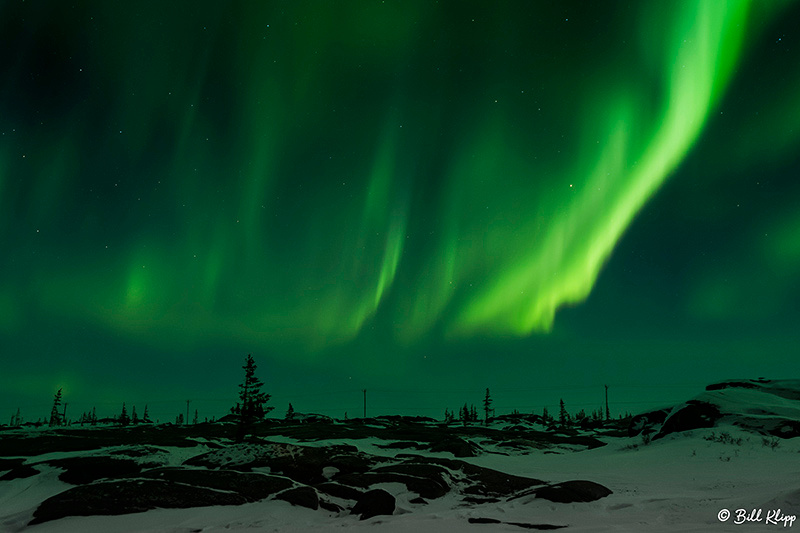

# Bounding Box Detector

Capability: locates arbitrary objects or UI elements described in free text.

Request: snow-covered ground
[1,426,796,532]
[2,380,799,532]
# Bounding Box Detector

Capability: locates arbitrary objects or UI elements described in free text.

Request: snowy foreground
[2,380,799,532]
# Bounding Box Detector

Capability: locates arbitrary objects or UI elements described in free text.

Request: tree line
[7,356,621,436]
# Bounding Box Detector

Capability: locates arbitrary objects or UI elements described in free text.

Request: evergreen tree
[194,409,199,425]
[119,403,130,426]
[132,406,139,424]
[285,403,295,421]
[91,407,97,426]
[176,413,184,425]
[49,388,63,427]
[483,388,492,425]
[444,408,455,424]
[142,404,151,423]
[235,354,273,442]
[542,406,550,424]
[559,399,568,427]
[470,404,478,422]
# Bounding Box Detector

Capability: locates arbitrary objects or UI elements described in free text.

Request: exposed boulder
[656,401,721,439]
[430,436,479,457]
[46,456,146,485]
[30,479,247,525]
[336,471,447,500]
[141,467,293,501]
[315,482,364,501]
[183,442,376,485]
[351,488,395,520]
[0,458,25,471]
[628,409,669,437]
[533,480,612,503]
[319,499,344,512]
[0,464,39,481]
[276,486,319,510]
[390,455,544,497]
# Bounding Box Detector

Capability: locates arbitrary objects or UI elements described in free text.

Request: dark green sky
[2,0,799,423]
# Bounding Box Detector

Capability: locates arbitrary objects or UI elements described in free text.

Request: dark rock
[506,522,566,530]
[409,497,427,504]
[469,517,501,524]
[769,420,800,439]
[0,464,39,481]
[373,462,450,498]
[462,496,500,504]
[706,380,764,392]
[533,480,612,503]
[460,464,543,497]
[336,471,447,500]
[30,479,247,525]
[276,486,319,510]
[351,489,395,520]
[656,401,721,439]
[141,467,293,501]
[315,482,364,501]
[628,409,669,437]
[375,441,425,450]
[47,456,144,485]
[384,455,543,497]
[319,499,344,512]
[468,517,566,530]
[430,437,477,457]
[183,442,375,485]
[0,458,25,471]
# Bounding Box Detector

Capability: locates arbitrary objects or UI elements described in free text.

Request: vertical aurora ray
[443,0,754,338]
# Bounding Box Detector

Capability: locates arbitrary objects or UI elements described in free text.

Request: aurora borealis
[2,1,800,422]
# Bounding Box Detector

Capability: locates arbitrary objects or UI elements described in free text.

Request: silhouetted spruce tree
[483,388,492,425]
[119,403,130,426]
[91,407,97,425]
[559,399,567,427]
[193,409,198,425]
[142,404,151,423]
[49,388,63,427]
[235,354,273,442]
[132,406,139,424]
[285,403,295,420]
[444,408,455,424]
[470,404,478,422]
[176,413,184,425]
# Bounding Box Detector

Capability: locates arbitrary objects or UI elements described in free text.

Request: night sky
[2,1,800,424]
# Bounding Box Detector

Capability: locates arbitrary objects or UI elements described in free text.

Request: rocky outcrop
[532,480,613,503]
[351,489,395,520]
[30,479,247,525]
[276,486,319,510]
[0,464,38,481]
[47,456,147,485]
[141,467,293,501]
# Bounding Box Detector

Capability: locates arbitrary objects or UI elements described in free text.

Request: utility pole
[363,389,367,419]
[604,385,610,421]
[186,400,191,425]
